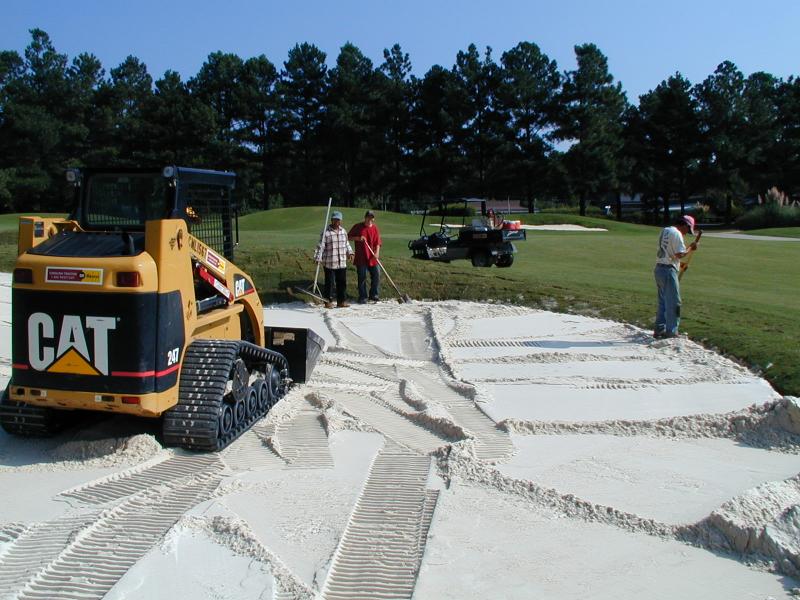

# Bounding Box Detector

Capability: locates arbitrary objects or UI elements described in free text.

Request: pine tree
[325,43,378,206]
[276,43,328,204]
[375,44,413,209]
[696,61,747,222]
[631,73,702,222]
[498,41,561,210]
[556,43,627,215]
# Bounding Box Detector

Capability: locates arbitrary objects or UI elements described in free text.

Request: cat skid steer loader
[1,166,322,451]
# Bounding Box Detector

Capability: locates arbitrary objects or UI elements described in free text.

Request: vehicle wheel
[471,251,491,267]
[253,379,269,412]
[218,402,234,437]
[230,359,248,403]
[244,385,258,419]
[496,254,514,268]
[232,395,246,427]
[265,364,282,407]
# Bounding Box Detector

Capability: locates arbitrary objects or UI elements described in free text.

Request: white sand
[414,482,792,600]
[482,380,778,422]
[105,525,278,600]
[1,276,798,599]
[498,434,800,525]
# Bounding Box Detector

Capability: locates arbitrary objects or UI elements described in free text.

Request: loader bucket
[264,326,325,384]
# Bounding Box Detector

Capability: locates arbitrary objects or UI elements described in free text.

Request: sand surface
[1,273,799,599]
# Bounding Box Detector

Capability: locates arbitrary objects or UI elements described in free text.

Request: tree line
[1,29,799,222]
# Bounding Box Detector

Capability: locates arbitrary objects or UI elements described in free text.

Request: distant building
[468,198,529,214]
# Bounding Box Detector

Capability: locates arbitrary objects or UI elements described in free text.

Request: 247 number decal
[167,347,180,366]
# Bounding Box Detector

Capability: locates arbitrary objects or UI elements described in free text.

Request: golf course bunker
[1,273,799,598]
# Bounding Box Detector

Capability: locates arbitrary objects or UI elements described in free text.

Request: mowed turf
[238,207,800,396]
[2,209,798,396]
[743,227,800,239]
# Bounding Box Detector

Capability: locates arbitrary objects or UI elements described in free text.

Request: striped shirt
[315,225,353,269]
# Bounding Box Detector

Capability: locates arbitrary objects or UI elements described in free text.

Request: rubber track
[0,397,70,437]
[162,339,290,452]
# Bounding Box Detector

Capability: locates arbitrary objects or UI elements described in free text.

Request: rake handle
[364,242,405,298]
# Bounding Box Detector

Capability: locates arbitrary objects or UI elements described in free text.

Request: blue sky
[3,0,800,101]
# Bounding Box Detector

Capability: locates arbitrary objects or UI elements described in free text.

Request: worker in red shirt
[348,210,382,303]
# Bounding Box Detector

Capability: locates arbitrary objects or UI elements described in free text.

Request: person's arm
[347,224,360,241]
[674,241,698,260]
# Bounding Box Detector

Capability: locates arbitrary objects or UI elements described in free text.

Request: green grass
[740,227,800,239]
[4,209,799,396]
[0,213,66,231]
[238,209,799,396]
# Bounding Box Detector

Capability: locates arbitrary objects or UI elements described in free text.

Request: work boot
[337,301,350,308]
[324,301,334,309]
[369,296,379,303]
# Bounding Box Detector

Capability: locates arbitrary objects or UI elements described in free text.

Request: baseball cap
[331,211,343,220]
[365,210,375,218]
[680,215,696,234]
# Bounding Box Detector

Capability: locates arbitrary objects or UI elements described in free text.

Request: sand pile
[696,476,800,577]
[50,433,163,465]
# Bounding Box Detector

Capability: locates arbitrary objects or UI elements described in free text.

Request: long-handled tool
[291,198,332,302]
[678,229,702,281]
[310,197,333,295]
[365,242,411,303]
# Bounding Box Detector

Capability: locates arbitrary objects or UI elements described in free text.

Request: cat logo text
[27,312,117,376]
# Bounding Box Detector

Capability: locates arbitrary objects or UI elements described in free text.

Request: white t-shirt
[655,226,686,268]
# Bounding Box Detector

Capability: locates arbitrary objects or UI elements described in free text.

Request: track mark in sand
[337,392,451,453]
[315,358,398,386]
[276,407,334,469]
[460,352,652,364]
[222,425,285,472]
[60,453,222,504]
[449,338,545,349]
[331,321,397,358]
[0,522,27,544]
[406,369,513,462]
[321,443,436,600]
[311,379,388,393]
[325,348,426,367]
[448,327,637,350]
[400,320,435,362]
[0,514,100,597]
[15,475,221,600]
[419,490,439,552]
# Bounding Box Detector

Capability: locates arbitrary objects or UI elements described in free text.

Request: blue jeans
[356,264,380,300]
[654,264,681,335]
